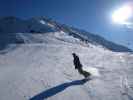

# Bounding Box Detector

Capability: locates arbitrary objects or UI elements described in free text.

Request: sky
[0,0,133,49]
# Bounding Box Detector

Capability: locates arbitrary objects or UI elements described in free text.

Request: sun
[112,4,132,25]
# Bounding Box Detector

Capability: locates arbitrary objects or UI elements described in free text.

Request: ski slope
[0,31,133,100]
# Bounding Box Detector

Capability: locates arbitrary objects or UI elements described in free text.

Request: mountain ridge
[0,16,132,52]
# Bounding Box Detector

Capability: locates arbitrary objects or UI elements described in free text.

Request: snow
[39,20,46,25]
[0,17,133,100]
[82,66,100,77]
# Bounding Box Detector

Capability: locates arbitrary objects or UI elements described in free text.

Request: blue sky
[0,0,133,49]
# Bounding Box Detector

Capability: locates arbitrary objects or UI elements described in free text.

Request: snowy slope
[0,17,133,100]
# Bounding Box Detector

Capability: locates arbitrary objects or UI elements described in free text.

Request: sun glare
[112,5,132,25]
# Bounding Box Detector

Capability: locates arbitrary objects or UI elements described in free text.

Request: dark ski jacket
[72,53,83,69]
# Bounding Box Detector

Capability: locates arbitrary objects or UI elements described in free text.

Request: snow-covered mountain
[0,16,133,100]
[0,16,132,52]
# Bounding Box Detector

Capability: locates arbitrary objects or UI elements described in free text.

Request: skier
[72,53,91,79]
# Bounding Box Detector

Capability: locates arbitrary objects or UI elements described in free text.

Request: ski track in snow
[0,32,133,100]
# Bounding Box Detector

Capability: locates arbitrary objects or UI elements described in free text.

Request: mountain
[0,16,133,100]
[0,16,132,52]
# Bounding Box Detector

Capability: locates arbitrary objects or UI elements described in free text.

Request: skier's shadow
[126,94,133,100]
[29,79,89,100]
